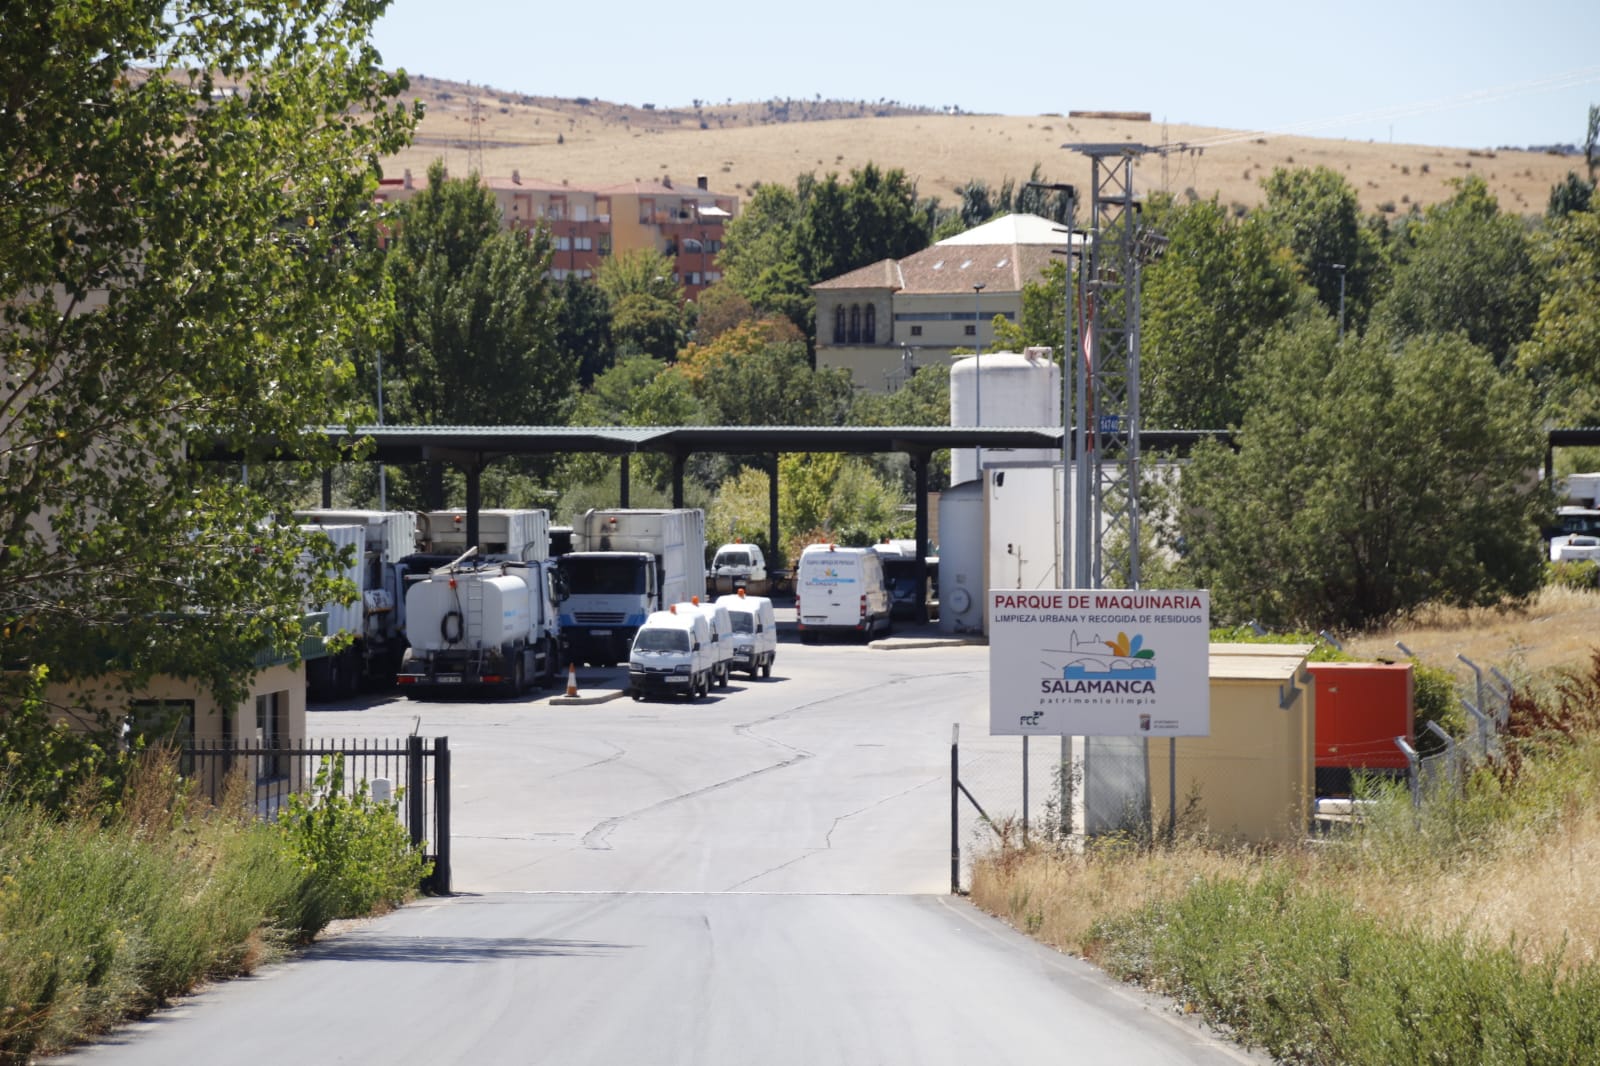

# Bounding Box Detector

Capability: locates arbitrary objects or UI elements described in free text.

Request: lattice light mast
[1066,144,1158,592]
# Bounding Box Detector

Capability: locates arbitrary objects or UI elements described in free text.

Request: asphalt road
[52,617,1269,1065]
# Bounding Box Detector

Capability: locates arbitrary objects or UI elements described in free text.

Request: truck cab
[558,550,658,667]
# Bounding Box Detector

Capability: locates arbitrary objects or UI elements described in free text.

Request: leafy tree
[675,320,852,428]
[1374,176,1540,367]
[595,249,685,361]
[555,273,615,387]
[850,362,953,493]
[566,354,703,491]
[1547,172,1594,219]
[707,467,777,561]
[1256,166,1383,329]
[718,183,812,334]
[0,0,414,724]
[777,452,910,561]
[1141,197,1303,429]
[1178,320,1548,630]
[692,283,759,342]
[992,259,1070,355]
[382,162,568,507]
[1516,204,1600,426]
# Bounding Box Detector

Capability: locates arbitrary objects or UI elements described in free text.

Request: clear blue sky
[371,0,1599,150]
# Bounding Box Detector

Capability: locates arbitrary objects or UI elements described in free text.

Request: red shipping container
[1308,661,1414,771]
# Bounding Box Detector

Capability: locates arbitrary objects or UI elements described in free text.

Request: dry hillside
[386,76,1584,217]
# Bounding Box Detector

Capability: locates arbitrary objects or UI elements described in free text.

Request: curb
[547,689,629,706]
[871,637,987,650]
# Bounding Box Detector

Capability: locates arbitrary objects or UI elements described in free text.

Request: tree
[1375,176,1540,367]
[1141,197,1303,429]
[383,162,569,506]
[851,362,953,493]
[1178,320,1547,630]
[1547,172,1594,219]
[555,273,615,387]
[1256,166,1383,329]
[692,283,759,342]
[718,183,811,334]
[797,164,933,284]
[1516,204,1600,426]
[777,452,910,561]
[675,320,852,428]
[595,249,685,361]
[0,0,415,722]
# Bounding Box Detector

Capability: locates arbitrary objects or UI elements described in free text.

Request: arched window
[834,305,847,344]
[849,304,861,344]
[864,303,876,344]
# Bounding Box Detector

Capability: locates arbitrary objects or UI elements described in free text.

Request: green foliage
[0,0,414,713]
[1413,661,1464,743]
[555,273,615,387]
[1375,176,1541,367]
[717,183,813,336]
[0,668,126,813]
[1256,166,1385,329]
[1092,874,1600,1066]
[1547,172,1594,219]
[677,321,852,429]
[778,453,911,561]
[276,756,431,920]
[1515,204,1600,426]
[1180,321,1548,629]
[595,250,686,361]
[707,468,776,562]
[850,363,952,492]
[991,259,1069,356]
[1547,559,1600,591]
[1141,197,1303,429]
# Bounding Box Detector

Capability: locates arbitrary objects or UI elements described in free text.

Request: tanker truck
[558,508,706,667]
[397,548,565,695]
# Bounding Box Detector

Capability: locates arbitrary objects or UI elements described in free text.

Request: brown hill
[386,76,1583,217]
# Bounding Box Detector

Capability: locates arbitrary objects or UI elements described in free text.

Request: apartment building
[375,170,737,299]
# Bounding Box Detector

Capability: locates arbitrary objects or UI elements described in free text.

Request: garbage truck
[295,509,418,698]
[558,508,706,667]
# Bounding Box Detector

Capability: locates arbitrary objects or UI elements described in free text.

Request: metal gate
[183,735,451,895]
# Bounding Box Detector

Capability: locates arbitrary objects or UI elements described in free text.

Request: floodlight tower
[1063,143,1158,592]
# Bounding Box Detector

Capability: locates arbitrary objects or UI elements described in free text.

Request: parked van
[627,609,713,701]
[709,541,769,595]
[795,544,892,642]
[673,598,735,689]
[715,590,777,678]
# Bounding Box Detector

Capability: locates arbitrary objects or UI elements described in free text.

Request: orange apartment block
[375,170,737,300]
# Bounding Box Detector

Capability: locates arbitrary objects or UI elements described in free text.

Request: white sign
[988,589,1211,737]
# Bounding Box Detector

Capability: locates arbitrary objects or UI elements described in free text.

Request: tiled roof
[895,243,1060,295]
[937,213,1073,246]
[811,258,904,291]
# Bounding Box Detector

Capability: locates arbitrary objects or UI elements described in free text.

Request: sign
[988,589,1210,736]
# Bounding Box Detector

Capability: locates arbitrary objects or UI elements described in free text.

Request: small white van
[673,598,735,689]
[796,544,892,642]
[715,590,777,678]
[710,541,769,595]
[628,609,714,700]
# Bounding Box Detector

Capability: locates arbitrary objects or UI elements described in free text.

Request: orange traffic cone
[565,663,579,697]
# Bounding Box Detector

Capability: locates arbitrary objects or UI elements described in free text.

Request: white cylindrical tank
[937,481,985,634]
[950,348,1061,486]
[405,572,531,652]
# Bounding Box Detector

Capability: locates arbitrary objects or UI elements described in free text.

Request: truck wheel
[762,659,772,678]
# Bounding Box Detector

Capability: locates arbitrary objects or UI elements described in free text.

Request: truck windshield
[715,550,751,568]
[634,628,689,652]
[561,556,646,595]
[729,612,754,634]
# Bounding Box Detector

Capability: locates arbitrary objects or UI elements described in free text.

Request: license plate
[436,674,463,684]
[591,629,612,636]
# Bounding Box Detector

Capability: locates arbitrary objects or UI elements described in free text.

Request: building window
[598,234,612,257]
[910,325,923,337]
[834,306,846,344]
[554,236,571,252]
[864,304,876,344]
[574,236,593,251]
[255,691,287,780]
[849,305,861,344]
[965,324,977,336]
[686,272,702,286]
[705,270,721,283]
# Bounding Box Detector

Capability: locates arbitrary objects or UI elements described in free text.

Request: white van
[627,609,714,701]
[710,541,769,595]
[673,598,735,689]
[715,590,777,678]
[796,544,893,642]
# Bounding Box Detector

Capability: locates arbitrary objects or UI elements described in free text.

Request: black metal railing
[183,736,451,894]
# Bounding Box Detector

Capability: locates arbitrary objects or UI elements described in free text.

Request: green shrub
[1546,559,1600,591]
[276,756,431,921]
[1092,875,1600,1065]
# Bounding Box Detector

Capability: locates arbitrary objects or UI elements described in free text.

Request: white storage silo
[950,347,1060,486]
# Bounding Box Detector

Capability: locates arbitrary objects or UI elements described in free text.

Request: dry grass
[1343,586,1600,679]
[386,77,1581,217]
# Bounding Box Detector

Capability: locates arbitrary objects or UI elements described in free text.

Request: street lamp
[973,282,985,478]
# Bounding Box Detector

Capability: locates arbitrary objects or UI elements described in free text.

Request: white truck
[295,509,418,698]
[709,541,770,596]
[715,591,777,678]
[558,508,707,667]
[627,608,715,701]
[397,548,565,695]
[418,508,551,561]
